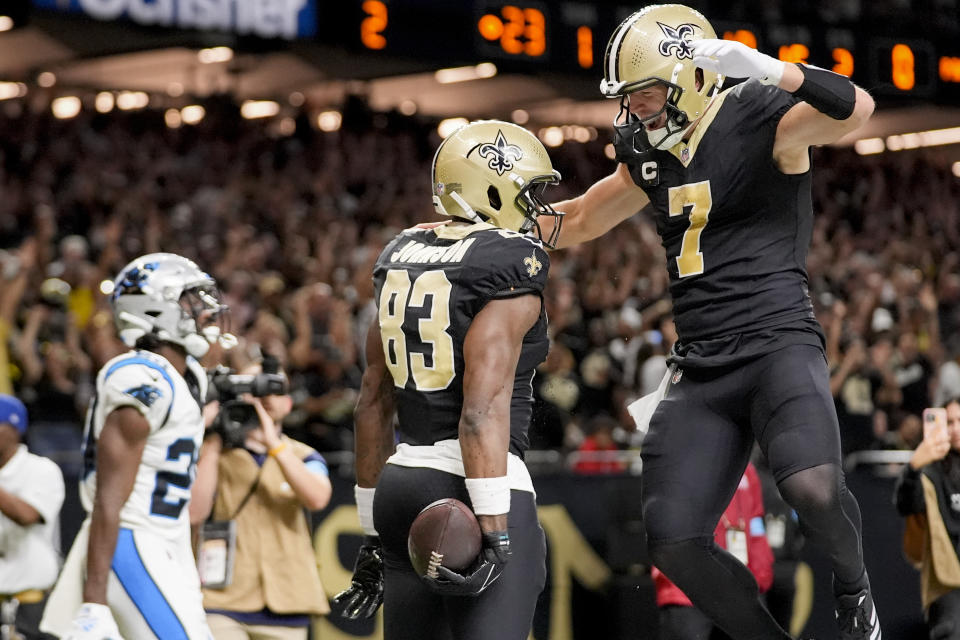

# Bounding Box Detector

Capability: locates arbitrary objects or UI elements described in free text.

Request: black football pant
[373,464,546,640]
[929,589,960,639]
[659,604,734,640]
[642,344,867,640]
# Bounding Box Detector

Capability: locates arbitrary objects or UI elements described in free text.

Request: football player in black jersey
[538,5,879,640]
[333,120,562,640]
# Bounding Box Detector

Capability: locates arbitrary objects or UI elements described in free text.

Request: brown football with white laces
[408,498,482,578]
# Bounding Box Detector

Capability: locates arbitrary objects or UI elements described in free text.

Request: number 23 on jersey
[379,269,456,392]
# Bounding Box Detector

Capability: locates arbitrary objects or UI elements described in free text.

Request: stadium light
[434,63,497,84]
[539,126,564,147]
[181,105,206,125]
[198,47,233,64]
[398,99,417,116]
[116,91,148,110]
[240,100,280,119]
[856,126,960,155]
[165,108,182,128]
[317,110,342,132]
[854,138,885,155]
[953,162,960,178]
[0,82,27,101]
[438,117,468,138]
[511,109,529,124]
[95,92,114,113]
[0,16,14,32]
[51,96,81,119]
[37,72,56,88]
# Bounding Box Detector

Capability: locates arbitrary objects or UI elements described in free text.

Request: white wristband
[354,485,378,536]
[465,476,511,516]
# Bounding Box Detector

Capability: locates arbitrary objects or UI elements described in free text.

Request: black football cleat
[835,588,881,640]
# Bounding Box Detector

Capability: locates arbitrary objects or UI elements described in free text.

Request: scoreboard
[314,1,960,105]
[26,0,960,105]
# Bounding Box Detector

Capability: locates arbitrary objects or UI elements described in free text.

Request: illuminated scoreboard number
[360,0,388,50]
[475,3,550,60]
[868,37,936,96]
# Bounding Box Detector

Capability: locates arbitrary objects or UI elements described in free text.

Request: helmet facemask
[111,253,235,359]
[177,285,231,356]
[515,175,563,249]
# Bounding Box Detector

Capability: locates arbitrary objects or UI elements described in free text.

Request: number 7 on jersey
[669,180,713,278]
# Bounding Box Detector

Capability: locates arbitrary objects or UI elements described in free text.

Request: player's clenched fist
[423,530,511,597]
[64,603,123,640]
[691,39,785,85]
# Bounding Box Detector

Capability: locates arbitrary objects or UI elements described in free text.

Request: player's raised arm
[690,39,875,167]
[543,163,650,250]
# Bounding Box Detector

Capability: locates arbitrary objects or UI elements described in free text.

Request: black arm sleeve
[792,64,857,120]
[894,464,926,516]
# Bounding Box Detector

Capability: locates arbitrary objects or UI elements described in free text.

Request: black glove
[423,530,511,597]
[333,535,384,619]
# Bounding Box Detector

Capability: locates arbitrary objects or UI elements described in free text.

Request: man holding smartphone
[894,397,960,638]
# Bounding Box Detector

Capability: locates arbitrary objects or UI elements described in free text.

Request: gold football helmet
[600,4,723,152]
[431,120,563,248]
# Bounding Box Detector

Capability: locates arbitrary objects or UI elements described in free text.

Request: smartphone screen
[923,407,949,441]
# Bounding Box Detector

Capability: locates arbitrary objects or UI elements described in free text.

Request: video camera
[207,355,287,449]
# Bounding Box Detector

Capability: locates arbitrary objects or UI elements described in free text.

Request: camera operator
[190,357,332,640]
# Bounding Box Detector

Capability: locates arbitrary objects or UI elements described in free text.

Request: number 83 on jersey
[379,269,456,392]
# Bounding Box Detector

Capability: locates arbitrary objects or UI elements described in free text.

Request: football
[408,498,483,578]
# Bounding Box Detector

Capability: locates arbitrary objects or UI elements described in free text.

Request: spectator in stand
[894,397,960,639]
[0,394,65,640]
[0,239,36,395]
[652,461,773,640]
[894,329,936,419]
[572,414,627,475]
[831,334,884,455]
[936,337,960,410]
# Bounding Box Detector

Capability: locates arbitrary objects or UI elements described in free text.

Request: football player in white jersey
[41,253,234,640]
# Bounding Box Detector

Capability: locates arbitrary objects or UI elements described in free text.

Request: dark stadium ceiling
[3,13,960,155]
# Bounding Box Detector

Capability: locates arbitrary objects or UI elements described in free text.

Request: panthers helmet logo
[476,130,523,176]
[657,22,696,60]
[112,261,159,301]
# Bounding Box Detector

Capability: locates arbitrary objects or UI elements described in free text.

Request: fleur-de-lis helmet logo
[477,130,524,176]
[657,22,696,60]
[523,251,543,277]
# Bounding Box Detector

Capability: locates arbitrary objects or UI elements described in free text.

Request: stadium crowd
[0,102,959,472]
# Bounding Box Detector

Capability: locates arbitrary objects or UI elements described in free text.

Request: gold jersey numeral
[668,180,713,278]
[378,269,456,391]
